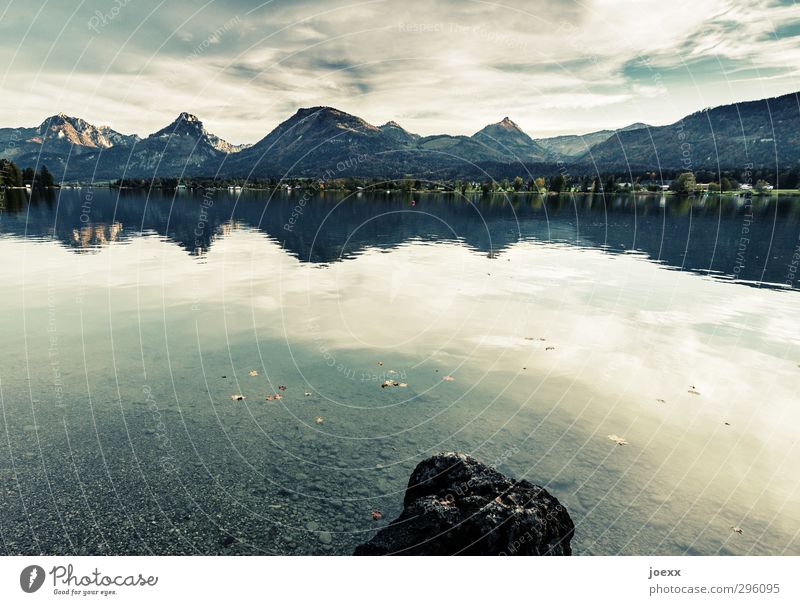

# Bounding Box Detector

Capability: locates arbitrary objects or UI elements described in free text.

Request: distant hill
[578,93,800,169]
[535,123,649,160]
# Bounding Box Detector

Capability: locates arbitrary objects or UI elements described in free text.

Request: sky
[1,0,799,144]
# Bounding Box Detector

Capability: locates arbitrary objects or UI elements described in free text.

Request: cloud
[1,0,798,143]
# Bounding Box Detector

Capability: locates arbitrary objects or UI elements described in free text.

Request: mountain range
[1,91,798,180]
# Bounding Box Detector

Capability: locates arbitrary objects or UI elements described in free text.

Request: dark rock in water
[354,452,574,556]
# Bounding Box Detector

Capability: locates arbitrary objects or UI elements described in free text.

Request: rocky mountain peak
[496,116,523,132]
[149,113,243,154]
[157,112,205,135]
[34,113,136,149]
[40,113,84,130]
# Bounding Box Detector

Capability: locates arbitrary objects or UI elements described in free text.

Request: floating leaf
[545,346,555,351]
[278,385,287,391]
[608,434,628,446]
[274,393,282,400]
[371,511,382,521]
[248,370,258,377]
[730,526,743,534]
[442,375,455,382]
[314,416,324,424]
[230,395,245,401]
[265,395,275,401]
[656,398,666,404]
[304,391,312,397]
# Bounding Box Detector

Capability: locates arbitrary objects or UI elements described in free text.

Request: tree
[720,176,732,192]
[0,159,23,187]
[669,172,696,194]
[754,179,771,192]
[512,176,524,192]
[550,174,565,193]
[22,167,35,185]
[534,177,545,192]
[39,165,55,188]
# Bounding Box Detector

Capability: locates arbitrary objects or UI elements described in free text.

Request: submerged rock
[354,452,574,555]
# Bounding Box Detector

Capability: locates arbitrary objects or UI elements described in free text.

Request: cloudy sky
[1,0,799,143]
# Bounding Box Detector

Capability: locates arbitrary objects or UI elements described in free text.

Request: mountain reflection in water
[2,188,799,290]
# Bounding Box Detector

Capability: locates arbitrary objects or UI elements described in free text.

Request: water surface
[1,188,799,555]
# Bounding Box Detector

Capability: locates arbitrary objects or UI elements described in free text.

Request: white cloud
[1,0,797,142]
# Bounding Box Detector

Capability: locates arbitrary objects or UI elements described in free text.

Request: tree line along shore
[2,158,797,196]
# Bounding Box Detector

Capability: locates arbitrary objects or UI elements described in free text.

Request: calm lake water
[1,187,799,555]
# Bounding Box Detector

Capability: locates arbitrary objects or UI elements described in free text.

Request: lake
[1,187,799,555]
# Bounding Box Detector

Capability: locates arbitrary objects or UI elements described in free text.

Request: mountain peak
[379,120,419,144]
[148,113,244,154]
[285,106,380,134]
[294,106,348,118]
[471,116,546,159]
[474,116,527,137]
[617,122,649,132]
[498,116,522,131]
[166,112,203,130]
[41,112,82,128]
[152,112,206,138]
[29,113,139,151]
[293,106,372,123]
